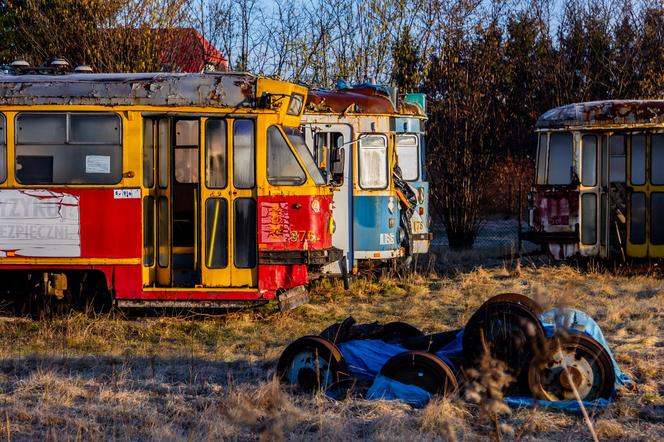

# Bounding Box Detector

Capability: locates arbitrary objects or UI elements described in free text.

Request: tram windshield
[536,131,574,185]
[284,127,326,185]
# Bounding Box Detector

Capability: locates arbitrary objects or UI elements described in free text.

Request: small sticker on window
[86,155,111,174]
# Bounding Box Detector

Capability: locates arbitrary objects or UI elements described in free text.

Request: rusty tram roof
[536,100,664,129]
[0,72,257,108]
[306,86,425,117]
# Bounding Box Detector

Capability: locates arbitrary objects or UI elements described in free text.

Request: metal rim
[381,350,459,397]
[276,336,349,395]
[528,333,615,402]
[462,294,546,387]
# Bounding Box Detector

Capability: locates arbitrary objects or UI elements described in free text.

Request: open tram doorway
[143,116,258,289]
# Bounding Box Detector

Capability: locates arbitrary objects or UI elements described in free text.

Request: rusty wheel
[381,350,459,397]
[528,333,615,402]
[462,293,546,391]
[277,336,349,395]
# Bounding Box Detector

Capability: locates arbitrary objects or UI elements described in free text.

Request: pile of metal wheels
[277,293,617,404]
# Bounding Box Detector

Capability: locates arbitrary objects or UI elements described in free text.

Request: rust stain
[537,100,664,129]
[306,87,396,115]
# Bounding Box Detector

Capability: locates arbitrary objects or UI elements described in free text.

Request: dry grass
[0,262,663,441]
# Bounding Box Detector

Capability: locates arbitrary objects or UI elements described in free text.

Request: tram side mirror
[330,147,345,186]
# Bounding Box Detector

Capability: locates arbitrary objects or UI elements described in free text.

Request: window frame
[358,133,389,190]
[14,111,123,185]
[266,125,306,187]
[396,133,420,182]
[205,118,228,190]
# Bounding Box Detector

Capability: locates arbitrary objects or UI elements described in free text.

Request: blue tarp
[330,308,630,410]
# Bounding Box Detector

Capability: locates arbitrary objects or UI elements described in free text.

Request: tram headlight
[328,217,336,234]
[287,93,304,116]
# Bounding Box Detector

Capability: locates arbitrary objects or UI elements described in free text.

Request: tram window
[396,134,419,181]
[547,132,573,185]
[609,135,626,183]
[652,193,664,245]
[630,192,646,245]
[359,134,388,189]
[15,112,122,184]
[0,115,5,183]
[205,198,228,268]
[174,120,199,184]
[630,134,646,186]
[158,119,168,188]
[267,126,305,185]
[175,120,198,146]
[652,135,664,185]
[143,119,155,188]
[234,198,257,268]
[284,127,325,185]
[70,114,120,144]
[234,119,256,189]
[158,197,169,267]
[205,119,227,189]
[143,196,155,267]
[581,135,597,187]
[536,134,547,185]
[581,193,597,245]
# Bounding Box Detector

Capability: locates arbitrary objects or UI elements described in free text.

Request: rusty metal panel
[306,87,396,115]
[537,100,664,129]
[0,72,257,108]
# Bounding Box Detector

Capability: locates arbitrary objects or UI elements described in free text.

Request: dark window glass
[652,135,664,185]
[652,193,664,245]
[630,134,646,185]
[536,134,547,185]
[581,135,597,187]
[15,112,122,184]
[630,192,646,245]
[158,119,168,188]
[143,119,154,188]
[143,196,155,266]
[205,198,228,268]
[206,119,227,188]
[234,198,256,268]
[234,119,255,188]
[609,135,626,183]
[600,194,607,246]
[547,132,573,185]
[158,197,169,267]
[0,114,6,183]
[581,193,597,245]
[267,126,305,185]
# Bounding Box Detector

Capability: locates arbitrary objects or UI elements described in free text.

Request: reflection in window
[267,126,305,186]
[652,193,664,245]
[284,127,325,185]
[536,134,547,185]
[630,192,646,245]
[143,119,154,188]
[359,134,388,189]
[205,198,228,268]
[158,197,169,267]
[15,112,122,184]
[234,119,255,188]
[652,135,664,185]
[174,148,198,183]
[547,132,573,185]
[158,119,169,188]
[175,120,198,145]
[630,134,646,185]
[206,119,227,189]
[0,115,5,183]
[396,134,419,181]
[581,135,596,187]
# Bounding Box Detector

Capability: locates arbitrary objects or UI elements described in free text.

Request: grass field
[0,261,662,441]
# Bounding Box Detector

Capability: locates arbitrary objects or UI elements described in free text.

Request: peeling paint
[537,100,664,129]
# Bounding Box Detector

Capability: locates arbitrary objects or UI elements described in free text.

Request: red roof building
[158,28,228,73]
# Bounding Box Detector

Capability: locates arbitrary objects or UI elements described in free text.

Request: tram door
[199,118,257,287]
[627,133,664,258]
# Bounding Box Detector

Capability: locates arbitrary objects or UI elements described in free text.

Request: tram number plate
[289,230,318,242]
[380,233,395,245]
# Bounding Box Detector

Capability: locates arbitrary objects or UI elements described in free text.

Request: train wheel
[277,336,349,396]
[381,350,459,397]
[528,333,615,402]
[462,293,546,392]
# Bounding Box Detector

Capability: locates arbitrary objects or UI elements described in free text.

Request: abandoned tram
[523,100,664,261]
[0,72,342,309]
